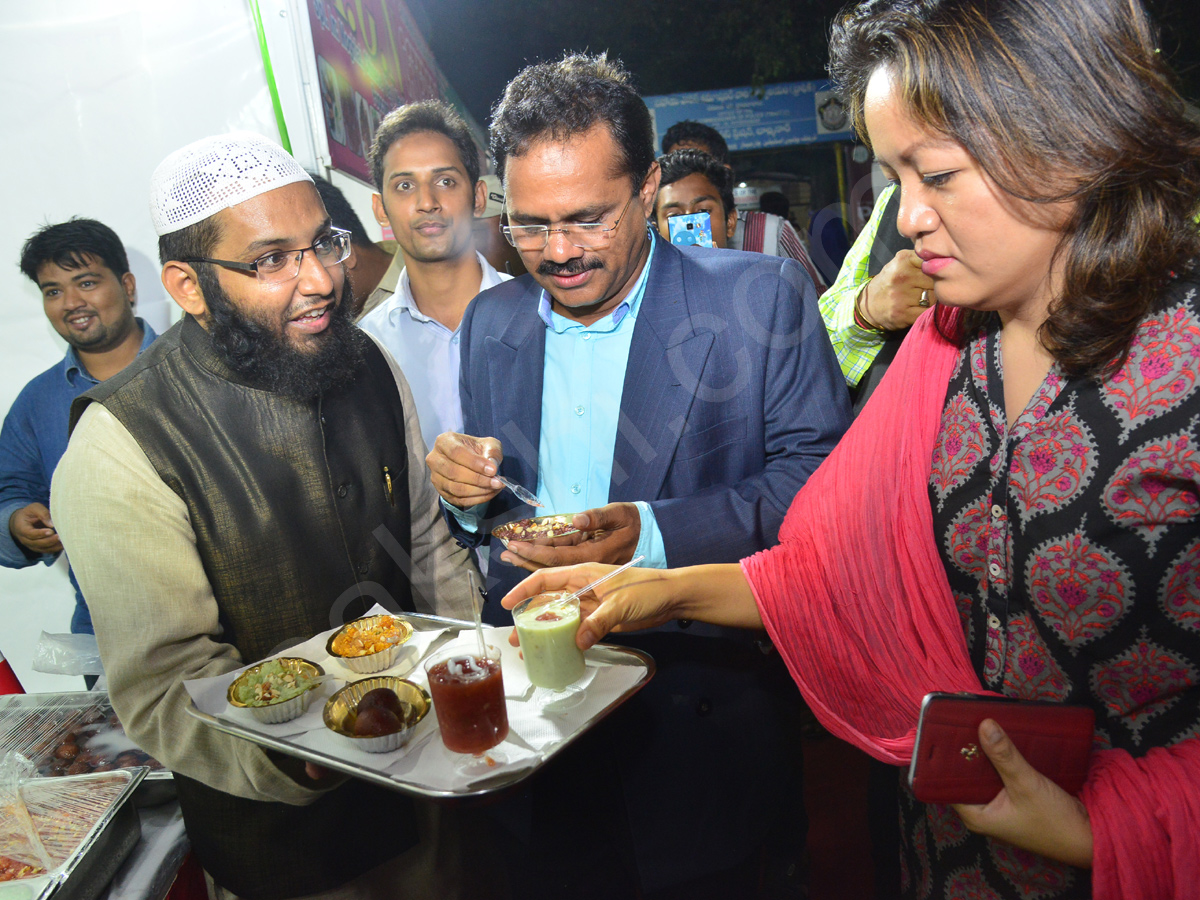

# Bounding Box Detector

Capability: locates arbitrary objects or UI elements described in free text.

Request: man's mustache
[538,257,604,277]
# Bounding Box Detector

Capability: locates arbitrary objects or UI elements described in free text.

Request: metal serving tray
[0,692,173,806]
[185,611,654,799]
[1,768,146,900]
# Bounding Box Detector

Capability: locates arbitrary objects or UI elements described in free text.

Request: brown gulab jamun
[357,688,406,718]
[352,705,402,737]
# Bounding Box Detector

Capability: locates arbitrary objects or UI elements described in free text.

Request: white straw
[468,570,488,659]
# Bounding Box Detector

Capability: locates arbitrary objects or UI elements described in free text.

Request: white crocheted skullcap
[149,132,313,236]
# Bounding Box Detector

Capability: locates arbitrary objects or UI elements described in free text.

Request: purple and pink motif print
[1159,539,1200,633]
[983,614,1004,686]
[1102,427,1200,556]
[1002,614,1072,702]
[1027,527,1132,648]
[1100,297,1200,442]
[946,497,995,593]
[926,803,969,856]
[969,332,990,396]
[988,841,1076,900]
[913,817,932,900]
[1090,630,1197,742]
[931,392,991,510]
[1008,406,1096,527]
[954,591,975,634]
[943,864,1005,900]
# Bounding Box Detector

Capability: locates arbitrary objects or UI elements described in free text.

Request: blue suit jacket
[455,233,851,608]
[452,235,851,888]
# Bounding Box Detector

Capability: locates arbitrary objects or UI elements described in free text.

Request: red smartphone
[908,692,1095,805]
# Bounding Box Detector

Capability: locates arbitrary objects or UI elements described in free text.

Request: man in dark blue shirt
[1,218,156,634]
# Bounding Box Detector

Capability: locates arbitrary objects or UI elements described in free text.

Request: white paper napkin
[505,663,642,750]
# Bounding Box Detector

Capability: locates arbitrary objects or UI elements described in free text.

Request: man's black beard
[204,275,365,401]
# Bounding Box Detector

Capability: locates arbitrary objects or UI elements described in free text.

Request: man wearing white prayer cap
[50,132,480,900]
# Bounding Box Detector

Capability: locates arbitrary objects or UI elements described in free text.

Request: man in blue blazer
[443,234,849,595]
[427,54,851,898]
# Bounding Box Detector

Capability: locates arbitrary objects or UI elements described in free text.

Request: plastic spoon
[496,475,544,509]
[563,555,645,605]
[467,436,543,508]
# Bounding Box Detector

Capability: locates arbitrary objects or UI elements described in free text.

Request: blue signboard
[644,80,853,153]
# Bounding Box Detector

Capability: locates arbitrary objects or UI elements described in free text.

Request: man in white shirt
[358,101,511,450]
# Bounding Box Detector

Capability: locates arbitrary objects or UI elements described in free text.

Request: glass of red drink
[425,643,509,773]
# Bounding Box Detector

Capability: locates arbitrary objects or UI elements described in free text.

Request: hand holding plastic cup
[512,592,586,691]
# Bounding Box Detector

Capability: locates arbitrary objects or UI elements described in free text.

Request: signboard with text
[644,80,853,153]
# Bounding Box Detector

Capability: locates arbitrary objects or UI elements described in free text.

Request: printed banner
[307,0,469,183]
[645,80,853,153]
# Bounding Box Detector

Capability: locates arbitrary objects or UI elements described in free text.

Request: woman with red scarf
[504,0,1200,896]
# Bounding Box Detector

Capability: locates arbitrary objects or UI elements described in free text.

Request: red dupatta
[743,310,978,763]
[742,310,1200,896]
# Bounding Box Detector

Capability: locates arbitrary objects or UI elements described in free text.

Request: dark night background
[403,0,1199,247]
[406,0,1200,128]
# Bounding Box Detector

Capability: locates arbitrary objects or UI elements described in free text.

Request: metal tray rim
[6,766,147,888]
[185,614,654,799]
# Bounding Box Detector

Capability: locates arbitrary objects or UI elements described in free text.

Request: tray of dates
[0,767,146,899]
[0,692,172,805]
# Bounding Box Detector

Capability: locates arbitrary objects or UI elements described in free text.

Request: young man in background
[358,100,511,450]
[2,218,156,637]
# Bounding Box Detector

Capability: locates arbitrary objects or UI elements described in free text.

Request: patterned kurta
[903,273,1200,898]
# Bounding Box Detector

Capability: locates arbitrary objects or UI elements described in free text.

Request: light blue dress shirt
[358,252,510,452]
[450,233,668,567]
[0,320,158,633]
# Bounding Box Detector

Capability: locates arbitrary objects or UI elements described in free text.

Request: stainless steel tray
[2,768,146,898]
[53,789,141,900]
[185,612,654,799]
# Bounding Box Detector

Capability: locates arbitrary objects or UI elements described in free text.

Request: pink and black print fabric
[899,273,1200,899]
